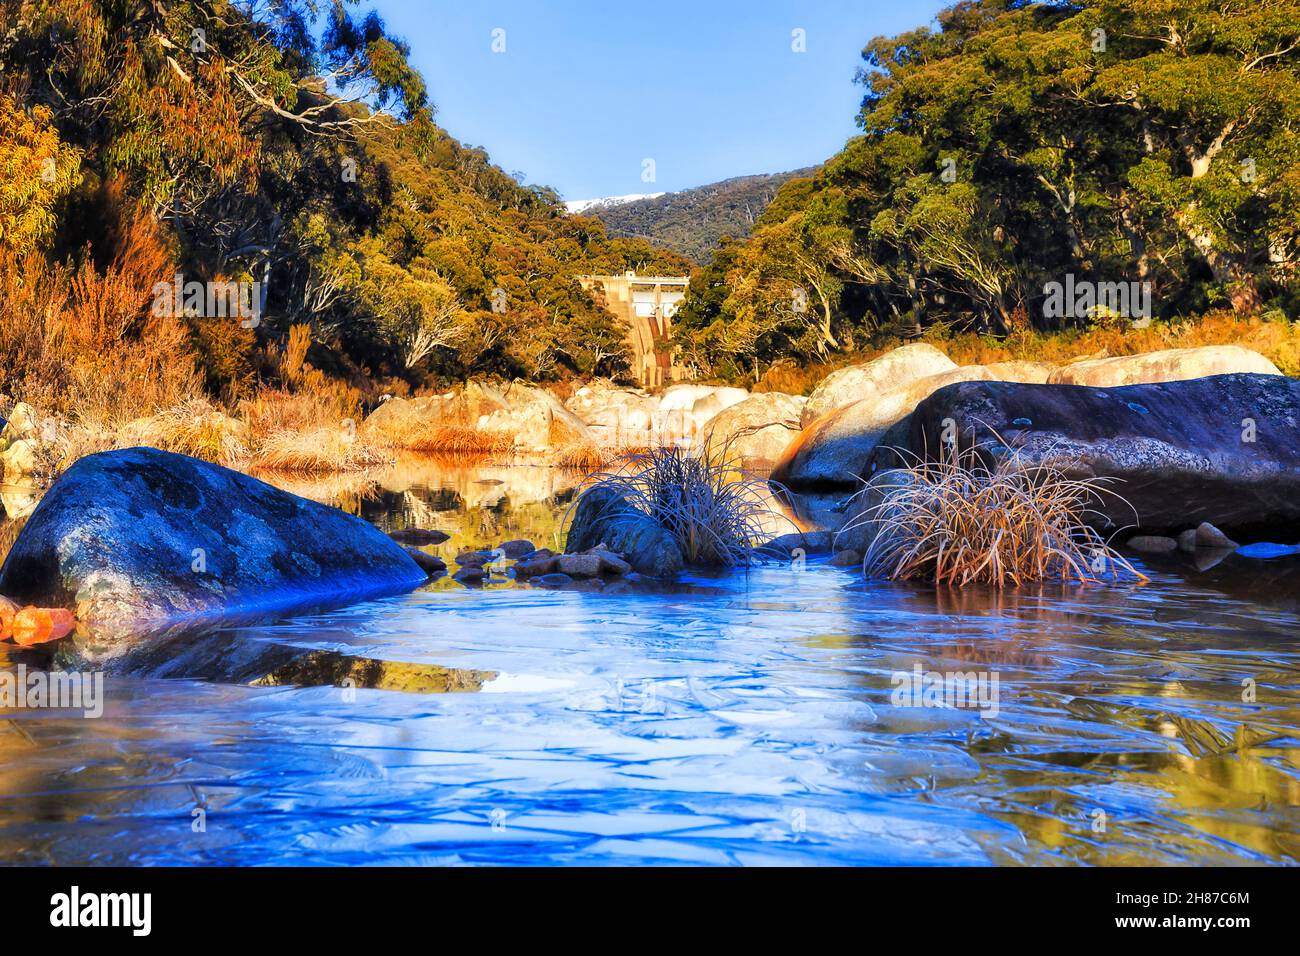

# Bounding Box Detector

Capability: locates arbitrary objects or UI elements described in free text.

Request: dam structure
[578,272,695,387]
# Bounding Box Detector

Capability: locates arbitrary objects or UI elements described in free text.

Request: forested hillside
[674,0,1300,381]
[585,169,816,265]
[0,0,688,423]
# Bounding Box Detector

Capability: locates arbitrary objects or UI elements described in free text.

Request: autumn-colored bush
[0,187,204,431]
[238,386,389,473]
[396,423,513,456]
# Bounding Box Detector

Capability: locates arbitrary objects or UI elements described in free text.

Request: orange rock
[0,596,19,641]
[11,607,76,646]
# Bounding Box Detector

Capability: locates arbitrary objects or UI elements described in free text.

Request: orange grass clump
[398,424,513,456]
[851,442,1147,588]
[554,441,609,472]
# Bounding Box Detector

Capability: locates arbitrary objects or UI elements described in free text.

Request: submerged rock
[388,527,450,545]
[403,547,447,576]
[1127,535,1178,553]
[0,447,427,656]
[534,572,574,588]
[880,373,1300,539]
[565,485,685,577]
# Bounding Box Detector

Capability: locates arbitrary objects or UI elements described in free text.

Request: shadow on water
[100,627,496,692]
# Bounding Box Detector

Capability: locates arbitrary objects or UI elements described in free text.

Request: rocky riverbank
[3,340,1299,658]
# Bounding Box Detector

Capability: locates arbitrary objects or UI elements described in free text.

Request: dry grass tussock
[848,439,1147,588]
[378,420,514,457]
[576,444,781,566]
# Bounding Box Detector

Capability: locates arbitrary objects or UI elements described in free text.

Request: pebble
[403,547,446,576]
[388,528,449,545]
[1126,535,1178,553]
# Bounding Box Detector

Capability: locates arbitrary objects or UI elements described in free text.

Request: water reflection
[0,458,1297,865]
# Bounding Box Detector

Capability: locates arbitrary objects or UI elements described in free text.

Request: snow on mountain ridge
[565,193,666,214]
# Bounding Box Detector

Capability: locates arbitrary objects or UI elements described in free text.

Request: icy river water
[1,459,1297,865]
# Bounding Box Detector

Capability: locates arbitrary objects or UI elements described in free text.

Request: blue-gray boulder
[0,447,426,656]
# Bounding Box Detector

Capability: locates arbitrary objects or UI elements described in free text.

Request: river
[1,458,1297,865]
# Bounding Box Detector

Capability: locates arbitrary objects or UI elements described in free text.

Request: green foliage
[1,0,690,396]
[678,0,1300,379]
[585,169,815,265]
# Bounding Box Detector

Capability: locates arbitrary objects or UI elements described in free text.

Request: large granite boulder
[872,373,1300,540]
[362,392,463,442]
[0,447,427,656]
[1047,345,1280,387]
[564,485,684,577]
[771,365,998,490]
[802,343,956,426]
[702,392,806,467]
[984,360,1056,384]
[477,383,594,454]
[649,385,750,448]
[565,385,658,447]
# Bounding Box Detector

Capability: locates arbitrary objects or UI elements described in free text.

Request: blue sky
[370,1,950,200]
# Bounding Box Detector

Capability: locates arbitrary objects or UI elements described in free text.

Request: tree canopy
[675,0,1300,380]
[0,0,689,396]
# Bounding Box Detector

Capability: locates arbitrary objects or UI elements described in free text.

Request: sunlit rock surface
[801,343,956,426]
[1048,345,1280,387]
[772,365,998,490]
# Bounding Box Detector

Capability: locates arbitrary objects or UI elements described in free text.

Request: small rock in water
[555,553,604,578]
[513,556,558,578]
[1194,521,1239,551]
[590,550,632,576]
[403,547,446,576]
[497,539,535,559]
[1176,529,1198,553]
[452,566,486,585]
[10,607,76,646]
[1127,535,1178,553]
[455,550,492,568]
[829,549,863,566]
[0,595,19,640]
[534,573,574,587]
[389,528,449,545]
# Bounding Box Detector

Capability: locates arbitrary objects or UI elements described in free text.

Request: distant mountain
[576,168,818,265]
[565,193,666,214]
